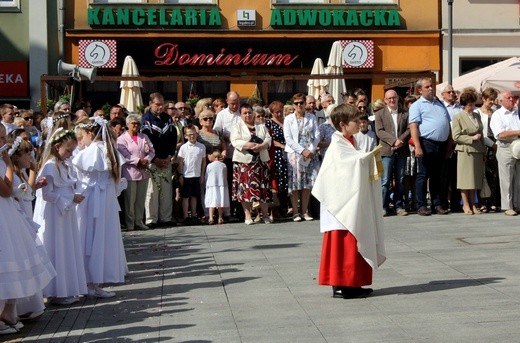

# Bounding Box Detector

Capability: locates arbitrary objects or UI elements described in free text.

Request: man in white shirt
[441,84,463,212]
[307,95,326,126]
[489,90,520,215]
[1,103,17,134]
[213,91,242,220]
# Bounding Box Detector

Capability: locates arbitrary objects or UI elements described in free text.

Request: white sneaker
[303,213,314,221]
[50,297,77,305]
[293,214,302,222]
[88,288,116,299]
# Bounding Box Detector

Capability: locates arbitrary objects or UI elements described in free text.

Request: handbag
[247,134,264,157]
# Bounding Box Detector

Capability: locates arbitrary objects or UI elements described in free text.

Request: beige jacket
[230,120,272,163]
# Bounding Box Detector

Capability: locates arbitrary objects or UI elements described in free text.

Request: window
[347,0,396,3]
[0,0,20,11]
[163,0,215,3]
[274,0,327,3]
[90,0,144,4]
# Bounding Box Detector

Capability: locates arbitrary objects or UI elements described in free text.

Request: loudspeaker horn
[57,60,97,83]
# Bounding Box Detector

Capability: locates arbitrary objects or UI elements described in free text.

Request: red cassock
[318,230,372,287]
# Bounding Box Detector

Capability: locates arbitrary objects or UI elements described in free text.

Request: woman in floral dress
[283,93,321,222]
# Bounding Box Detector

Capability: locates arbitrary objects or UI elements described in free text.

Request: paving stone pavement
[7,212,520,342]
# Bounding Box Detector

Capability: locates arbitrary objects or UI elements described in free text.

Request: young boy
[312,104,385,299]
[353,114,377,152]
[177,125,206,224]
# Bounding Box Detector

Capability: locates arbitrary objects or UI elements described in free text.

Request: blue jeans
[415,138,447,209]
[381,154,407,211]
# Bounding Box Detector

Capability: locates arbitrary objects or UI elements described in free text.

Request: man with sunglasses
[490,90,520,216]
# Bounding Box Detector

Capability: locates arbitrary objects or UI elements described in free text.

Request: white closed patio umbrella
[325,41,346,104]
[307,58,328,99]
[120,56,143,114]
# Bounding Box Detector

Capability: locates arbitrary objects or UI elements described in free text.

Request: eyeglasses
[201,117,214,121]
[167,107,176,110]
[256,115,266,118]
[358,106,367,110]
[505,96,514,100]
[385,97,397,100]
[293,101,304,105]
[23,117,32,121]
[176,107,187,111]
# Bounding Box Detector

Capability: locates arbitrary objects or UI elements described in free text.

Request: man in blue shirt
[408,78,452,216]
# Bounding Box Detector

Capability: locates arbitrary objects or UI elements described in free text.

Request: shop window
[164,0,215,3]
[274,0,328,3]
[90,0,144,4]
[346,0,396,3]
[0,0,20,12]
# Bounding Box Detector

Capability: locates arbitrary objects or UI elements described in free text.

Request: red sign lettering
[154,43,299,67]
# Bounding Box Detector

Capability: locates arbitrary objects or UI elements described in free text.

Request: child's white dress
[204,160,230,208]
[13,172,53,314]
[0,159,55,300]
[33,160,88,298]
[72,141,128,284]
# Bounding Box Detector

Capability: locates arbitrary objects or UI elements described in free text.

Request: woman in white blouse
[283,93,321,222]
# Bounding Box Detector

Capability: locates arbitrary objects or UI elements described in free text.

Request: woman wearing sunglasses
[283,93,321,222]
[197,109,227,158]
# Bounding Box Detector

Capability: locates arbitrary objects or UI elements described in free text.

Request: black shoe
[434,206,449,215]
[182,217,192,225]
[332,286,343,298]
[159,221,176,227]
[417,207,431,216]
[341,287,373,299]
[147,222,158,229]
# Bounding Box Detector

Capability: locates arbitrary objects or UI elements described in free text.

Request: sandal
[218,218,224,224]
[0,326,18,335]
[479,205,488,213]
[208,220,214,225]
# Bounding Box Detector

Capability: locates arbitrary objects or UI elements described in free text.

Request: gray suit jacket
[374,107,410,157]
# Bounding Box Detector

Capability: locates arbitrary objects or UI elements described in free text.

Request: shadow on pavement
[372,277,505,296]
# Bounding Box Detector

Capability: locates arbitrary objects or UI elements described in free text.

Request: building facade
[441,0,520,84]
[56,0,441,107]
[0,0,59,109]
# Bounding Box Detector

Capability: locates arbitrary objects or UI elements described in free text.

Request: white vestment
[312,132,386,269]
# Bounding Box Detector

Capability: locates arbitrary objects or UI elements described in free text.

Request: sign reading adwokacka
[88,7,222,27]
[271,9,401,28]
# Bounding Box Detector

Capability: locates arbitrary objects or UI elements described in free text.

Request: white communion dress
[33,159,88,298]
[0,159,55,300]
[72,141,128,284]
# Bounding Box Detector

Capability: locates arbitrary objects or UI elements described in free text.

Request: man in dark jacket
[375,89,410,217]
[141,92,177,227]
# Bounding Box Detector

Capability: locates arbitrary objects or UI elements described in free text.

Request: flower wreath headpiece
[7,136,23,156]
[52,113,70,124]
[48,127,76,145]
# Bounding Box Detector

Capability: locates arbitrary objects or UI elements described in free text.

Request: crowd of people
[2,79,520,332]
